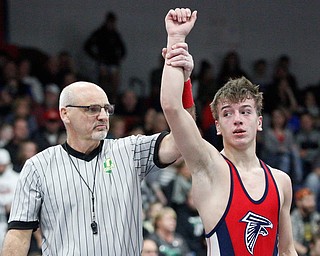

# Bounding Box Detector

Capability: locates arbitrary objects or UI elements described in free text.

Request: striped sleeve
[8,158,42,230]
[132,132,169,178]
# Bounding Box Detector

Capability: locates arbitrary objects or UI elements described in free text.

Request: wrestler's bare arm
[271,168,298,256]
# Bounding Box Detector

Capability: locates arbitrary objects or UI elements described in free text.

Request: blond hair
[154,207,176,229]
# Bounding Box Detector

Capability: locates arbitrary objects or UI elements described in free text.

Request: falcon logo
[241,211,273,255]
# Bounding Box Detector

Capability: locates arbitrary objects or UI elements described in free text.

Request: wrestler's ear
[257,116,263,131]
[215,120,221,135]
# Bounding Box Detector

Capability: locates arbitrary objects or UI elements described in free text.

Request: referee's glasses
[66,104,115,116]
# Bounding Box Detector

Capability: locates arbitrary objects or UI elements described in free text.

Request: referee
[1,46,195,255]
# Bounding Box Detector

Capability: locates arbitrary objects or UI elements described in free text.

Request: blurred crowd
[1,12,320,256]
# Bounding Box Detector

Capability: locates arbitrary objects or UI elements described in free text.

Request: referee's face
[66,86,110,141]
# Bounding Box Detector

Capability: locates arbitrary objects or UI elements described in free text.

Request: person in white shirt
[0,148,19,250]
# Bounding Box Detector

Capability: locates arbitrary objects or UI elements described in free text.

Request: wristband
[182,79,194,108]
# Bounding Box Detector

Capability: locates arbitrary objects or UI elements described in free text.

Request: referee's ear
[60,108,70,124]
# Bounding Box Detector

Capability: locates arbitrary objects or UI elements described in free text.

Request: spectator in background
[38,55,60,86]
[264,77,299,115]
[142,238,159,256]
[200,103,224,152]
[147,207,191,256]
[115,88,145,130]
[106,115,127,139]
[315,82,320,111]
[43,83,60,109]
[170,160,192,209]
[57,51,84,89]
[142,109,186,147]
[1,60,32,101]
[4,117,30,170]
[32,83,60,128]
[295,112,320,180]
[15,140,38,173]
[11,139,42,255]
[309,234,320,256]
[59,70,78,89]
[143,158,179,207]
[148,53,165,111]
[31,109,64,151]
[216,50,249,89]
[4,97,38,134]
[0,123,13,147]
[251,58,271,94]
[0,59,17,88]
[143,201,164,237]
[57,51,76,79]
[17,58,44,104]
[0,148,19,251]
[0,87,14,122]
[260,107,303,185]
[304,158,320,212]
[194,59,217,112]
[127,124,145,136]
[84,11,126,101]
[291,188,320,256]
[175,188,206,256]
[299,89,320,128]
[274,54,299,99]
[151,112,169,134]
[143,108,157,135]
[0,58,17,119]
[0,50,11,80]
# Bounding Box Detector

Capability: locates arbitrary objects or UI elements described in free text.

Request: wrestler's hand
[165,8,197,40]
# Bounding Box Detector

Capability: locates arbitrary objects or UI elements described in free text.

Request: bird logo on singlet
[241,211,273,255]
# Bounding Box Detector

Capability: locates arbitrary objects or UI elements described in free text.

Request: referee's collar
[62,141,104,162]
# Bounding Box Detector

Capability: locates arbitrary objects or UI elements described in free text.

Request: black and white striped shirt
[9,132,168,255]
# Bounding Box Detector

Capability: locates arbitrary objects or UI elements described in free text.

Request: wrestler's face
[215,98,262,150]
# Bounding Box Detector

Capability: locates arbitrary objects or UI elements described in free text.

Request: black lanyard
[65,144,100,235]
